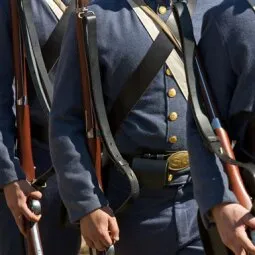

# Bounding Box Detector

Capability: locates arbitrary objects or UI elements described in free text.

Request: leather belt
[137,150,190,170]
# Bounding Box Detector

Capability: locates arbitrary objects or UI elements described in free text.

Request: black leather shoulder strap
[108,31,174,135]
[167,0,196,44]
[42,0,75,72]
[108,0,196,134]
[83,11,140,213]
[19,0,52,118]
[18,0,74,118]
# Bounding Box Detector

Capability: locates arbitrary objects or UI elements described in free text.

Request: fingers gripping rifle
[75,0,139,254]
[170,0,255,252]
[10,0,44,254]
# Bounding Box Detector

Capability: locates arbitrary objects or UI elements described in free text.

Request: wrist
[3,180,19,190]
[211,202,238,219]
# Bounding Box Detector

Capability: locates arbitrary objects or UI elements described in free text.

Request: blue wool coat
[187,0,255,225]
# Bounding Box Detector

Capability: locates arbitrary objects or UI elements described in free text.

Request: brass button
[168,112,178,121]
[168,88,176,98]
[165,68,172,76]
[168,136,178,144]
[168,174,173,182]
[158,6,167,14]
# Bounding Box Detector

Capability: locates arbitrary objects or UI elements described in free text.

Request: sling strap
[42,0,75,71]
[45,0,64,20]
[80,8,140,213]
[54,0,67,12]
[127,0,188,100]
[109,0,195,133]
[15,0,72,185]
[19,0,74,114]
[108,31,175,134]
[127,0,196,100]
[19,0,52,117]
[127,0,187,99]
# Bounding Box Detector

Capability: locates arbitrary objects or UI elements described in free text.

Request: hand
[212,203,255,255]
[80,206,119,251]
[3,180,42,236]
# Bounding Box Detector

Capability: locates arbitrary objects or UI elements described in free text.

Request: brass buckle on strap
[167,151,190,171]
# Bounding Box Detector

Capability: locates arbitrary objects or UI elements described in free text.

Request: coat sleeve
[187,10,239,226]
[49,14,108,223]
[187,107,237,226]
[0,4,25,189]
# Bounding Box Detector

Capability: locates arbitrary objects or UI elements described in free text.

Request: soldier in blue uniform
[49,0,220,254]
[0,0,80,254]
[187,0,255,254]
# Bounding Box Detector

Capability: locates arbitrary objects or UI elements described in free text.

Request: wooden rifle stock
[9,1,44,254]
[192,56,252,211]
[215,128,252,210]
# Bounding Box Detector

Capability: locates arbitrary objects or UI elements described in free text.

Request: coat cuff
[0,157,26,189]
[64,189,109,223]
[197,185,238,228]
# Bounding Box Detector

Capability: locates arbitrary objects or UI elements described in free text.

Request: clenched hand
[80,206,120,251]
[3,180,42,236]
[212,203,255,255]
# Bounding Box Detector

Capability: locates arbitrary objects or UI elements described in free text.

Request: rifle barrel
[26,199,43,255]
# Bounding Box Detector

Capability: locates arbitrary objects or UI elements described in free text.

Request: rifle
[170,0,255,253]
[10,0,44,254]
[76,1,109,254]
[75,0,103,189]
[76,0,139,253]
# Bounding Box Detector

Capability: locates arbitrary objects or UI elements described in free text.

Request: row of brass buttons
[165,68,178,144]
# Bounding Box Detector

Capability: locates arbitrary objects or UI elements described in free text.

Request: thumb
[108,217,119,242]
[29,191,42,200]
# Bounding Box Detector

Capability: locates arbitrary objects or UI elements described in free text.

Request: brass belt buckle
[167,151,190,171]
